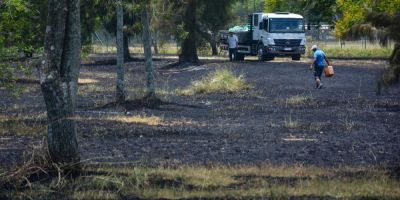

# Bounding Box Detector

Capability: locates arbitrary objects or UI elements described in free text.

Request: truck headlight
[300,38,306,45]
[266,38,275,45]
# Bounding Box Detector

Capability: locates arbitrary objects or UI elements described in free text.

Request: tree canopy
[264,0,336,25]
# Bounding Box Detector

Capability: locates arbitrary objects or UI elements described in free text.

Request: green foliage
[264,0,336,24]
[264,0,284,13]
[230,0,264,26]
[335,0,400,39]
[0,0,47,54]
[0,0,39,95]
[99,1,141,36]
[81,0,103,45]
[198,0,236,31]
[334,0,400,85]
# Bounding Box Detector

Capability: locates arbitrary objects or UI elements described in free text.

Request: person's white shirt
[227,34,238,49]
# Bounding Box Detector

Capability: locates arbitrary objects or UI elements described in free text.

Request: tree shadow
[95,97,204,111]
[81,56,168,67]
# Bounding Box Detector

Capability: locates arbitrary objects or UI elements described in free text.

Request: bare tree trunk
[210,40,218,56]
[179,0,199,63]
[123,34,132,61]
[197,29,218,56]
[142,4,156,98]
[377,43,400,94]
[116,0,125,103]
[153,31,159,55]
[40,0,81,164]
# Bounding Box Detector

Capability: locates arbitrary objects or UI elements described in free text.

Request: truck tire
[257,46,267,61]
[235,53,245,61]
[292,54,301,61]
[265,54,275,61]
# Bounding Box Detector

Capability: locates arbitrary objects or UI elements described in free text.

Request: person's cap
[311,45,318,50]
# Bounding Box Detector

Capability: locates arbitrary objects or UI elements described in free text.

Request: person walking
[310,45,330,89]
[227,32,238,61]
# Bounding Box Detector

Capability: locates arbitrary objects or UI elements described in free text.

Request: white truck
[220,12,306,61]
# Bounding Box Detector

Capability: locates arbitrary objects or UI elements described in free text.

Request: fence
[90,27,393,56]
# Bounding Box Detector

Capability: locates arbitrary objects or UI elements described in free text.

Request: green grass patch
[306,46,392,58]
[2,164,399,199]
[178,68,250,95]
[323,47,392,58]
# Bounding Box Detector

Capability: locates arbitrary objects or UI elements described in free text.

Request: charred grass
[1,58,400,199]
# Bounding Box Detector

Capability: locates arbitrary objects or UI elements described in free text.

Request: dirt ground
[1,55,399,168]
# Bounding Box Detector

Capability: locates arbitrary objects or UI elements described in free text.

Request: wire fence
[90,27,393,57]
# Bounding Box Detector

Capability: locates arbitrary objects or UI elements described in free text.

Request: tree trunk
[179,0,199,63]
[116,1,125,103]
[123,34,132,61]
[210,40,218,56]
[40,0,81,164]
[385,43,400,84]
[142,5,156,97]
[197,29,218,56]
[377,43,400,94]
[153,31,159,55]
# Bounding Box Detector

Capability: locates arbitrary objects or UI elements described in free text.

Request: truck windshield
[267,18,304,33]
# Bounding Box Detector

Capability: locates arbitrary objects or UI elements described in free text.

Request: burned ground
[0,56,399,168]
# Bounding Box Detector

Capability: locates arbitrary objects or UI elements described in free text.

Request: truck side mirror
[259,22,263,29]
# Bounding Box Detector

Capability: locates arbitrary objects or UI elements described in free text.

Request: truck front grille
[274,39,301,46]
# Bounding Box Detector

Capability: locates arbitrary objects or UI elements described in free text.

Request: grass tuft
[178,68,250,95]
[284,111,300,129]
[78,78,99,84]
[285,95,312,106]
[107,115,164,126]
[104,114,193,126]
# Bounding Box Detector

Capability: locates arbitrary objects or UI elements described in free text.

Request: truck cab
[220,12,306,61]
[255,12,306,61]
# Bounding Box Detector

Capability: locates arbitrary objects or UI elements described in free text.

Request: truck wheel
[236,53,245,61]
[265,54,275,61]
[292,54,301,61]
[257,46,267,61]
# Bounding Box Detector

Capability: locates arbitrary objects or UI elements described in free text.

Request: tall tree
[198,0,235,55]
[116,0,125,103]
[141,2,156,98]
[40,0,81,163]
[179,0,199,63]
[100,0,138,61]
[153,0,239,63]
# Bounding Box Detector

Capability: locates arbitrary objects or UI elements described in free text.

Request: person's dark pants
[314,65,325,80]
[229,48,237,61]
